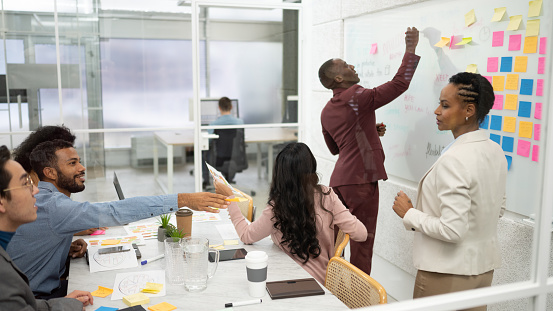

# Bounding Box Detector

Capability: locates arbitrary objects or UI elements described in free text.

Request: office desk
[68,211,346,311]
[153,128,297,193]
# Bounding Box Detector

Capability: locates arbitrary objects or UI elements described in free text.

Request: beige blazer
[403,130,507,275]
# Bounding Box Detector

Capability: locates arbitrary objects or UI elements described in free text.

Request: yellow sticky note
[514,56,528,72]
[455,37,472,45]
[507,15,522,31]
[519,121,533,138]
[466,64,477,73]
[434,37,451,48]
[523,36,538,53]
[505,94,518,110]
[225,197,249,202]
[526,19,540,37]
[491,7,506,22]
[148,302,178,311]
[123,293,150,307]
[465,9,476,27]
[210,244,225,250]
[100,239,120,246]
[528,0,542,17]
[492,76,505,91]
[223,240,239,245]
[505,74,519,90]
[91,286,113,298]
[503,117,516,133]
[142,282,163,294]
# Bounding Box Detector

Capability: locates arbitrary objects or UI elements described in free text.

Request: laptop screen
[113,172,125,200]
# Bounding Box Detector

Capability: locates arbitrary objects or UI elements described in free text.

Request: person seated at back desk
[203,97,244,188]
[7,139,230,299]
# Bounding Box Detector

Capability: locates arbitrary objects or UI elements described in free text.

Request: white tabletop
[68,210,346,311]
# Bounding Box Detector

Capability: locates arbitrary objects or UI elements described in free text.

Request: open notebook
[265,278,325,299]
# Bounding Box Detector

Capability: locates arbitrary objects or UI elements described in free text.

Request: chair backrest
[213,128,248,175]
[334,229,349,258]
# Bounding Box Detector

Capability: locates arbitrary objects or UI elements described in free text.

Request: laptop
[113,172,125,200]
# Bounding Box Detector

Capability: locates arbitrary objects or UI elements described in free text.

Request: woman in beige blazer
[393,72,507,311]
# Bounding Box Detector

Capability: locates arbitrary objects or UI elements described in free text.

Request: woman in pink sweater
[215,142,367,284]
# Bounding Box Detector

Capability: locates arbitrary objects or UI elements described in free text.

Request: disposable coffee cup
[245,251,268,298]
[176,208,193,237]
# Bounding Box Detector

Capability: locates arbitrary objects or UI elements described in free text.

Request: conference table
[68,210,346,310]
[153,128,298,193]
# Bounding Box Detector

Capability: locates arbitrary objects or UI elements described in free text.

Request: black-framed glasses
[3,175,34,194]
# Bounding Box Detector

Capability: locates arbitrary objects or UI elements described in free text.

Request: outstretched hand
[178,192,230,213]
[405,27,419,54]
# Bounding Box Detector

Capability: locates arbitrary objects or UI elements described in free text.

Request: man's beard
[57,169,85,193]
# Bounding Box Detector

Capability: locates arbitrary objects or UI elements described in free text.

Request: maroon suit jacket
[321,52,420,187]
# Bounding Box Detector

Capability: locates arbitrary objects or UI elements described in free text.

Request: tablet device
[209,248,247,262]
[265,278,325,299]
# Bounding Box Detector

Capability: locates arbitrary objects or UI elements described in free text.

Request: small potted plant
[157,213,172,242]
[166,224,187,242]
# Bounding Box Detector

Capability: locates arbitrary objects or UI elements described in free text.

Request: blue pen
[140,254,164,265]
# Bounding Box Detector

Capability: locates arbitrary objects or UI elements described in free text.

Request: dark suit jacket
[0,246,81,311]
[321,52,420,187]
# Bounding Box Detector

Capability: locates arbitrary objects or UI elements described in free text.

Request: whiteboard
[344,0,551,216]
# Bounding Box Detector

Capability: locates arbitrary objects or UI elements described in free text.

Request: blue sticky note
[500,57,513,72]
[479,115,490,129]
[518,101,532,118]
[490,133,501,145]
[502,136,514,152]
[490,115,502,131]
[520,79,533,95]
[505,155,512,171]
[95,307,118,311]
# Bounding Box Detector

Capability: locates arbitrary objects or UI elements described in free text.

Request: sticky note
[518,101,532,118]
[100,239,121,246]
[539,37,547,54]
[487,57,498,72]
[538,57,545,74]
[91,286,113,298]
[500,57,512,72]
[492,76,505,91]
[519,121,533,138]
[526,19,540,37]
[123,293,150,307]
[142,282,163,294]
[536,79,543,96]
[514,56,528,72]
[465,9,476,27]
[505,74,519,90]
[528,0,542,17]
[507,15,522,31]
[492,95,503,110]
[225,197,249,202]
[534,102,542,119]
[520,79,533,95]
[209,244,225,250]
[370,43,377,54]
[490,133,501,144]
[503,116,516,133]
[466,64,477,73]
[506,155,512,170]
[502,136,514,152]
[523,36,538,53]
[456,37,472,46]
[532,145,539,162]
[492,31,504,47]
[91,229,105,236]
[148,302,177,311]
[505,94,518,110]
[223,240,239,245]
[484,76,492,84]
[480,115,490,129]
[490,115,502,131]
[95,307,118,311]
[517,140,531,157]
[434,37,451,48]
[509,34,522,51]
[492,7,506,22]
[534,124,541,141]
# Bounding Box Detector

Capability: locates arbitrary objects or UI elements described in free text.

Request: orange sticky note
[91,286,113,298]
[526,19,540,37]
[519,121,533,138]
[100,239,121,246]
[148,302,177,311]
[503,117,516,133]
[492,76,505,91]
[514,56,528,72]
[505,74,519,90]
[507,15,522,30]
[225,197,249,202]
[504,94,518,110]
[523,36,538,53]
[434,37,451,47]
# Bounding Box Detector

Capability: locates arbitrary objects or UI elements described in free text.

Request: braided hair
[448,72,495,124]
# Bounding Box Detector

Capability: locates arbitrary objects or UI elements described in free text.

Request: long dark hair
[268,142,332,263]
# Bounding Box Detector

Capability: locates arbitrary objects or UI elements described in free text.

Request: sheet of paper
[465,9,476,27]
[520,79,533,95]
[508,34,522,51]
[490,115,502,131]
[492,31,504,47]
[112,270,166,300]
[503,117,516,133]
[538,57,545,74]
[505,74,519,90]
[539,37,547,54]
[519,121,533,138]
[124,223,159,240]
[534,102,543,119]
[101,240,121,246]
[502,136,514,152]
[88,245,138,273]
[528,0,542,17]
[215,223,240,240]
[514,56,528,72]
[492,94,503,110]
[91,286,114,298]
[192,211,222,223]
[507,15,522,31]
[526,19,540,37]
[500,57,512,72]
[455,37,472,45]
[534,124,541,141]
[523,36,538,53]
[487,57,498,72]
[491,7,506,22]
[492,76,505,91]
[536,79,543,96]
[370,43,377,54]
[465,64,477,73]
[532,145,539,162]
[205,162,238,194]
[505,94,518,110]
[434,37,450,48]
[85,235,146,247]
[506,155,512,170]
[490,133,501,144]
[517,140,531,157]
[224,240,239,245]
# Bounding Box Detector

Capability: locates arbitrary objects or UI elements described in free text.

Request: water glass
[164,237,185,285]
[182,237,219,292]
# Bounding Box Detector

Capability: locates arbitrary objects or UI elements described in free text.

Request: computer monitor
[198,98,240,125]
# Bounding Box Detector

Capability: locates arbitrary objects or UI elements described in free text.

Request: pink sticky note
[487,57,499,72]
[539,37,547,54]
[535,102,542,119]
[492,31,504,47]
[508,34,521,51]
[492,94,504,109]
[532,145,539,162]
[370,43,377,54]
[517,140,531,157]
[91,230,106,236]
[536,79,543,96]
[484,76,493,84]
[534,124,541,141]
[538,57,545,74]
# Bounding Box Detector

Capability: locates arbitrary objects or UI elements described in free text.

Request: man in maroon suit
[318,27,420,275]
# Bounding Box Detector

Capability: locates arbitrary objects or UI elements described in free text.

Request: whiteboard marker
[140,254,164,265]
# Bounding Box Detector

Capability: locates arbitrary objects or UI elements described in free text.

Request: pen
[140,254,164,265]
[225,299,262,308]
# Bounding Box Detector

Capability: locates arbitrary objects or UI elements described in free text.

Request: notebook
[265,278,325,299]
[113,172,125,200]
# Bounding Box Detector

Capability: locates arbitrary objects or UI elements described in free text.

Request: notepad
[91,286,113,298]
[265,278,325,299]
[123,293,150,307]
[148,302,177,311]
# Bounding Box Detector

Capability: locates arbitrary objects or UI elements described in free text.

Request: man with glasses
[8,139,230,298]
[0,145,93,310]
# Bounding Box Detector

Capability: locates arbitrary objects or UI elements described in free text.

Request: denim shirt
[7,181,177,295]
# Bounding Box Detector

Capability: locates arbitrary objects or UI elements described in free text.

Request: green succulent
[157,213,172,228]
